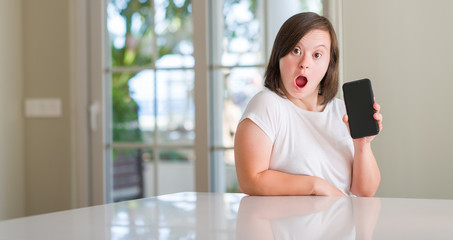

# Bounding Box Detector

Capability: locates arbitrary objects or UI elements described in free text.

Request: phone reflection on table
[236,196,381,240]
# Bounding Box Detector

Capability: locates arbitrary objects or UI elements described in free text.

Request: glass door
[106,0,194,201]
[210,0,266,193]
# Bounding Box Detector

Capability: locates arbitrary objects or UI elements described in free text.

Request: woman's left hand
[343,102,383,145]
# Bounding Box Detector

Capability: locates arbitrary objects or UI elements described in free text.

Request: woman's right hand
[313,177,346,197]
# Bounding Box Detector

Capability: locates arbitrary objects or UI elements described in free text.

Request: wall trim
[69,0,90,208]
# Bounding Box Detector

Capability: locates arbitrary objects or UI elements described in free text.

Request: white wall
[342,0,453,199]
[0,0,25,219]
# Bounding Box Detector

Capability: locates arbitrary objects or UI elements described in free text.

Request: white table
[0,192,452,239]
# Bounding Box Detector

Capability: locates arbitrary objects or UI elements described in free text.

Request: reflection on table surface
[0,192,452,239]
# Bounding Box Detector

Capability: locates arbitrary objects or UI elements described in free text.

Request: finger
[374,113,383,131]
[343,114,348,124]
[374,112,383,121]
[374,102,381,112]
[343,114,351,134]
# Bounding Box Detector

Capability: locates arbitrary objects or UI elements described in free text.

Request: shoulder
[249,88,283,105]
[244,88,285,114]
[329,97,344,105]
[327,98,346,113]
[239,89,285,141]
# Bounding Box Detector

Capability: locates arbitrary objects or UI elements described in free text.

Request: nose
[299,54,310,69]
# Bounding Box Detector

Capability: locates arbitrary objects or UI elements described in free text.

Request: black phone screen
[342,78,379,139]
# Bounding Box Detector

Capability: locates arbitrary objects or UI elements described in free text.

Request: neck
[288,93,325,112]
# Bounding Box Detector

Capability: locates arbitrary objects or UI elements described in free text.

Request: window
[106,0,195,201]
[210,0,266,193]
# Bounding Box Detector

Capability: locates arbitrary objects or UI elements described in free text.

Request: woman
[234,12,383,197]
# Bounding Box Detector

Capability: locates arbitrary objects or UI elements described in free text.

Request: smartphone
[342,78,379,139]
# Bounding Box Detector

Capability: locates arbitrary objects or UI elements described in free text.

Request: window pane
[212,67,264,148]
[112,148,152,201]
[300,0,323,13]
[226,67,264,111]
[156,70,195,145]
[113,148,195,199]
[212,149,240,193]
[222,0,263,66]
[107,0,154,67]
[155,0,193,67]
[223,149,239,193]
[157,149,195,195]
[112,71,148,143]
[127,70,156,144]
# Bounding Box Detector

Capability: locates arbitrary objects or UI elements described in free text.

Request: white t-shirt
[240,88,354,195]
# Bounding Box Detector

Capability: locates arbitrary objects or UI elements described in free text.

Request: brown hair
[264,12,339,105]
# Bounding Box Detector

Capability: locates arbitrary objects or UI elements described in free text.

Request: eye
[314,52,322,58]
[293,48,301,55]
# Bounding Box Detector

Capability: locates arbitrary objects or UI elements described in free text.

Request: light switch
[25,98,62,118]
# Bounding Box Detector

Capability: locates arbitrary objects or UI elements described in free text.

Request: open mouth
[295,76,308,88]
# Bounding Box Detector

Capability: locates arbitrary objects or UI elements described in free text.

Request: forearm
[238,169,344,196]
[350,143,381,197]
[239,170,315,196]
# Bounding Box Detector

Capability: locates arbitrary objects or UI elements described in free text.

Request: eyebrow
[314,44,329,50]
[295,42,329,50]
